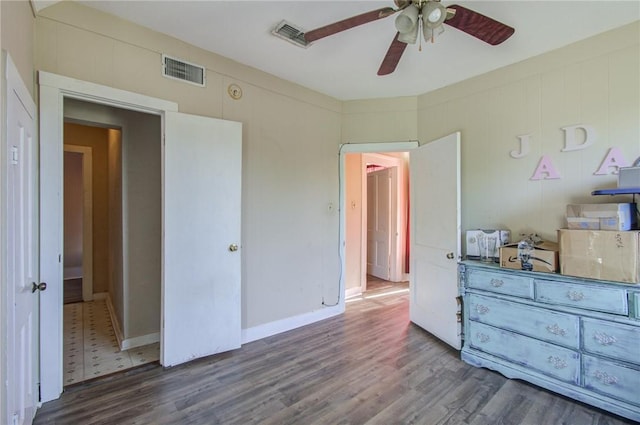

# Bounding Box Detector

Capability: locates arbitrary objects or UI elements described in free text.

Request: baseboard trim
[121,332,160,350]
[345,287,362,299]
[242,304,344,344]
[101,292,125,350]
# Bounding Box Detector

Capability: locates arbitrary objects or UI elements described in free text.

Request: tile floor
[63,299,159,385]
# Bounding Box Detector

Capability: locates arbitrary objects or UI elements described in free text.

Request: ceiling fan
[303,0,515,76]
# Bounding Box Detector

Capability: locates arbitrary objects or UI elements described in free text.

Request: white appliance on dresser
[465,229,511,260]
[459,262,640,422]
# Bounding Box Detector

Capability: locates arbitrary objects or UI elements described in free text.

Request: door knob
[446,252,455,259]
[228,243,239,252]
[32,282,47,293]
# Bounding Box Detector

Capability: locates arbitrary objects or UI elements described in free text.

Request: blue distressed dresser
[459,261,640,422]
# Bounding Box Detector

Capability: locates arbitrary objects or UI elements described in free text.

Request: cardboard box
[565,203,637,231]
[566,217,600,230]
[558,229,640,284]
[500,241,559,273]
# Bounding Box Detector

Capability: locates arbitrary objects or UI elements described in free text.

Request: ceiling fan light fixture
[395,4,419,33]
[423,24,445,43]
[422,2,447,29]
[398,23,419,44]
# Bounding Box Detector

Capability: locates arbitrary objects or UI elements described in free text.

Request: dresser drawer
[536,280,628,315]
[583,355,640,406]
[468,321,580,384]
[468,294,579,349]
[466,269,534,299]
[633,292,640,319]
[582,318,640,366]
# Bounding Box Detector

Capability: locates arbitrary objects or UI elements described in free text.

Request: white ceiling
[36,1,639,101]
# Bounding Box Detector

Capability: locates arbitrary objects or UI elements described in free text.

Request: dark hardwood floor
[34,291,636,424]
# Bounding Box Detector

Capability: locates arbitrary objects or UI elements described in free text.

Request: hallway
[63,299,159,385]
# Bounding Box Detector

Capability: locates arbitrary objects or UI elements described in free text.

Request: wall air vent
[272,20,310,48]
[162,55,206,87]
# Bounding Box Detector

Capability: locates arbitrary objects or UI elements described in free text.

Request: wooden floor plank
[34,291,637,425]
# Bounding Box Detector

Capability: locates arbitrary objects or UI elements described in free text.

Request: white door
[5,54,38,425]
[367,167,394,280]
[410,132,461,349]
[162,112,242,366]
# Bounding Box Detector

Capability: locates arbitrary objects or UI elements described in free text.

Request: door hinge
[58,254,62,263]
[38,383,41,401]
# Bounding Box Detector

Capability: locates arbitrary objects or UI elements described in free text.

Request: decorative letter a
[531,155,561,180]
[594,147,629,175]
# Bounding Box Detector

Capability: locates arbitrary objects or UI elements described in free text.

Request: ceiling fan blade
[377,32,408,76]
[304,7,397,43]
[444,4,515,46]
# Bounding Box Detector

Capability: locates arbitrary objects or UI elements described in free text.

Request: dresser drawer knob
[593,331,617,346]
[547,356,568,369]
[566,291,584,301]
[476,332,490,343]
[594,370,619,386]
[490,278,504,287]
[546,324,567,337]
[476,304,490,315]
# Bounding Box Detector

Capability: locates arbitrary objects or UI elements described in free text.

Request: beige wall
[417,22,640,243]
[36,2,343,330]
[33,2,640,331]
[64,123,111,293]
[342,97,418,143]
[63,151,83,269]
[1,0,35,96]
[341,23,639,251]
[344,153,363,292]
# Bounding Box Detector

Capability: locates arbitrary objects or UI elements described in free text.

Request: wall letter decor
[510,134,531,158]
[561,125,596,152]
[594,147,629,175]
[531,155,561,180]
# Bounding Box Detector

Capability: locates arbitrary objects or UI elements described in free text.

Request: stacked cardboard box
[565,203,636,231]
[559,203,639,284]
[558,229,640,283]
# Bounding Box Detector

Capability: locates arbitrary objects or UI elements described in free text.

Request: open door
[162,112,242,366]
[410,132,461,349]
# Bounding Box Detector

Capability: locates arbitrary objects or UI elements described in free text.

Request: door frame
[63,144,93,302]
[38,71,177,403]
[339,142,418,302]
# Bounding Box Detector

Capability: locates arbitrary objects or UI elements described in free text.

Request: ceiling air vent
[162,54,206,87]
[272,20,310,48]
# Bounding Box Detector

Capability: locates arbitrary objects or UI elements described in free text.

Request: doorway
[39,71,244,402]
[344,150,410,299]
[339,135,462,350]
[60,104,162,385]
